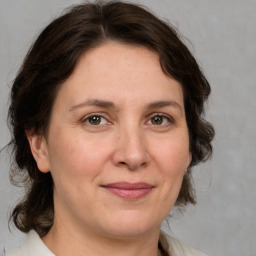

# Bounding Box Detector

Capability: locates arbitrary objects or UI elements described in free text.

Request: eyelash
[81,113,174,127]
[81,113,109,126]
[146,113,174,126]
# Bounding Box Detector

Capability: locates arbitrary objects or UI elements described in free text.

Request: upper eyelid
[80,112,174,123]
[145,114,175,127]
[80,113,110,124]
[146,112,174,121]
[81,112,109,119]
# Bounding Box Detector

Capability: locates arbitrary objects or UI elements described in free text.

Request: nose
[112,126,149,170]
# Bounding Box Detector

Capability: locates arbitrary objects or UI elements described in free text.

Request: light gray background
[0,0,255,255]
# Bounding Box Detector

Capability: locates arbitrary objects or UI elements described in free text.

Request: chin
[98,210,162,239]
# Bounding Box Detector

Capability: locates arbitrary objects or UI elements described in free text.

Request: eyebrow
[69,99,182,113]
[69,99,115,111]
[147,100,183,113]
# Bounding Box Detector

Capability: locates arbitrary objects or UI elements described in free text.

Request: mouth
[101,182,155,200]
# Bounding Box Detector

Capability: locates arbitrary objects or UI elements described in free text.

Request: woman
[6,1,214,255]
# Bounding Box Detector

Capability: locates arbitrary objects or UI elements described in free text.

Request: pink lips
[101,182,154,200]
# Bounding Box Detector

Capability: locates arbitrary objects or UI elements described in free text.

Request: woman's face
[31,42,191,239]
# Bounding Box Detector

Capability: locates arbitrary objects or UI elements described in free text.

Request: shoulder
[5,247,21,256]
[5,230,54,256]
[160,231,208,256]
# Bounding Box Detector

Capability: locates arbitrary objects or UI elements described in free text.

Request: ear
[26,131,50,173]
[186,152,192,171]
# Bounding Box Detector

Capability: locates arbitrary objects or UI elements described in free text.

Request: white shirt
[6,230,208,256]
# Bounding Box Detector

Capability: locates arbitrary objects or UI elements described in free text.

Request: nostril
[117,160,147,170]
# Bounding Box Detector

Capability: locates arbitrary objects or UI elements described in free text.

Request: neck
[42,222,162,256]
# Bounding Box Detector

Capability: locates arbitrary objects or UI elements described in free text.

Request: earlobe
[186,152,192,169]
[26,131,50,173]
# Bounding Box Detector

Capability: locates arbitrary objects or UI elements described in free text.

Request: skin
[28,42,191,256]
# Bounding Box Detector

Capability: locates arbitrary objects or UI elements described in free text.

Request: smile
[101,182,155,200]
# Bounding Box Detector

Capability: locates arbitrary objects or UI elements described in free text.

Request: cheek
[152,136,190,200]
[47,128,111,179]
[46,130,107,205]
[154,136,190,173]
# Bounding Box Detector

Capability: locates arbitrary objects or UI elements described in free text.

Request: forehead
[73,42,162,82]
[55,41,184,108]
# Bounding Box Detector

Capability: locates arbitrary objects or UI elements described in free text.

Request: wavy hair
[8,1,214,237]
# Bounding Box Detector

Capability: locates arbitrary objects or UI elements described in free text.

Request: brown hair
[8,1,214,237]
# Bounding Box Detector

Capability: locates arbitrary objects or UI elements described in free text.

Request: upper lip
[101,182,154,190]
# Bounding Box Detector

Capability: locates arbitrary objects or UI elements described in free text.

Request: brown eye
[151,116,164,125]
[147,114,172,126]
[84,115,107,125]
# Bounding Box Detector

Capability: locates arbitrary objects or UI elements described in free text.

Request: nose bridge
[114,119,148,170]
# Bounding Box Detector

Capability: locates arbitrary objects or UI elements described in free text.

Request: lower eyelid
[80,113,174,126]
[81,114,108,124]
[147,114,174,124]
[164,116,174,123]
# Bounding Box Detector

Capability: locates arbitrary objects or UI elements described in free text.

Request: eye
[83,115,108,126]
[147,114,173,126]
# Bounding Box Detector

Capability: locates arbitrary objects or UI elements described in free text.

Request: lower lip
[103,187,153,200]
